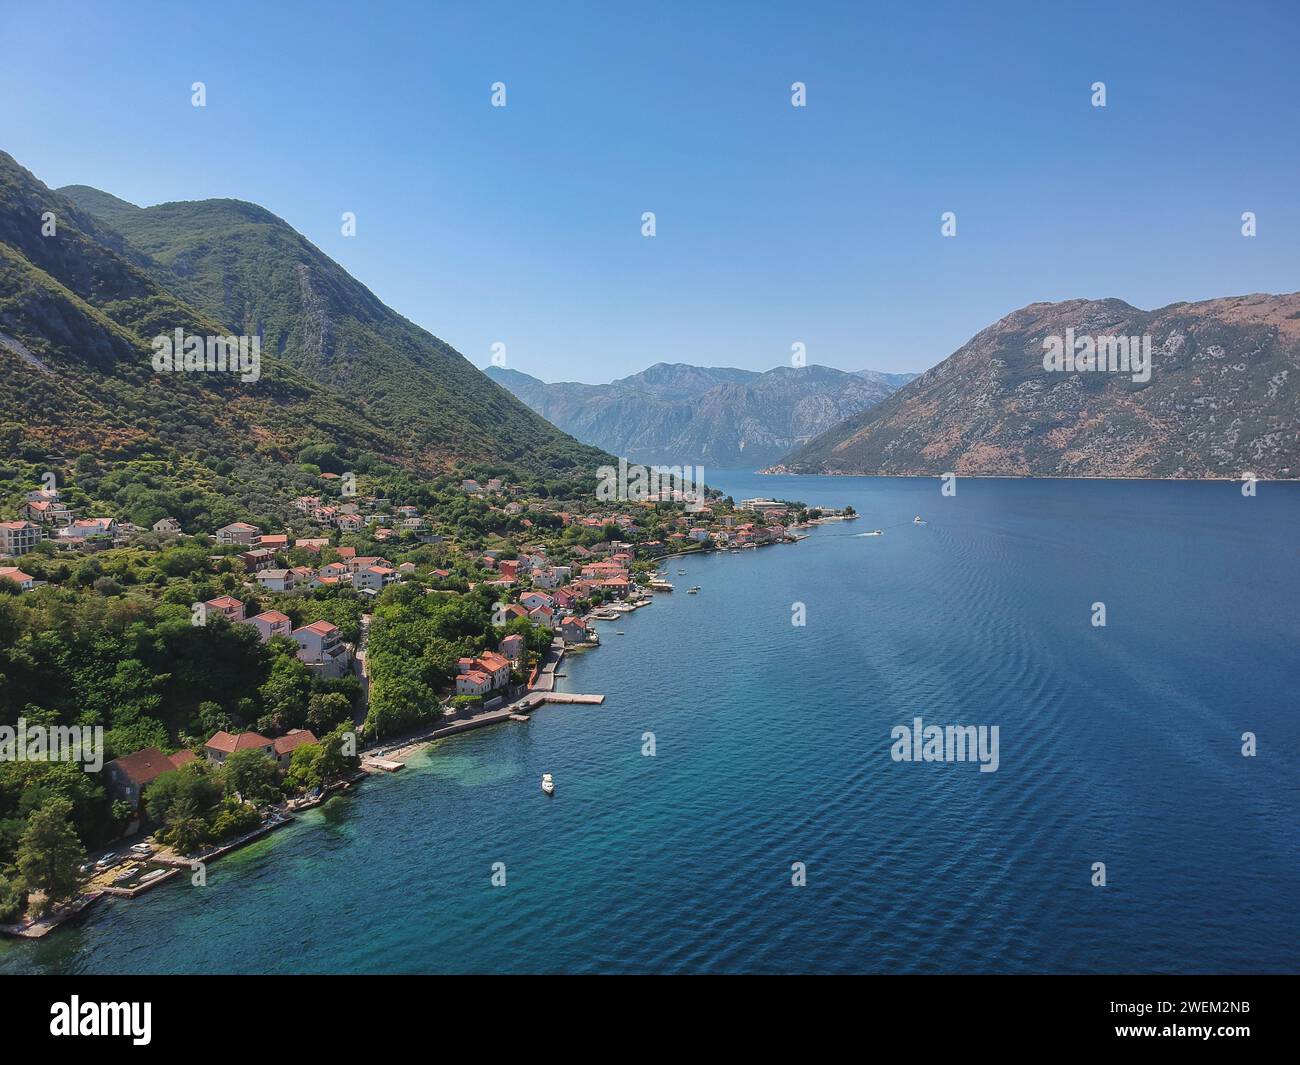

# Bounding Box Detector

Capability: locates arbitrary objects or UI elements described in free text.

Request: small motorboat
[687,586,700,594]
[677,569,686,575]
[541,773,555,796]
[913,515,926,525]
[862,529,883,536]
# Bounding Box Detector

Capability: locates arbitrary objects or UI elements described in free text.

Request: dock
[361,757,404,773]
[99,868,181,898]
[514,691,605,712]
[0,891,103,939]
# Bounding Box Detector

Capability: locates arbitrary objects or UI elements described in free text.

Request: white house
[203,595,246,623]
[353,565,394,592]
[292,620,350,677]
[152,517,183,534]
[0,566,34,591]
[272,729,318,769]
[255,568,295,593]
[0,522,40,561]
[249,609,292,642]
[455,670,491,696]
[22,499,73,525]
[456,652,511,689]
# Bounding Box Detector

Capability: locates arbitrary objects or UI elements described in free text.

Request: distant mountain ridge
[769,294,1300,478]
[484,362,916,468]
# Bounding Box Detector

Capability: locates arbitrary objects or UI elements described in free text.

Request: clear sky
[2,0,1296,383]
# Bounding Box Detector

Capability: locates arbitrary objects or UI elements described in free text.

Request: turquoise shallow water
[3,474,1297,973]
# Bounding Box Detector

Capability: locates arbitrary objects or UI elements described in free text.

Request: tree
[258,654,312,732]
[16,797,84,915]
[286,743,325,792]
[0,872,24,923]
[223,749,282,805]
[145,760,223,828]
[306,692,352,734]
[318,724,360,781]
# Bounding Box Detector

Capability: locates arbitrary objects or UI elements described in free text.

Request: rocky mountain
[0,148,609,525]
[484,362,915,468]
[768,295,1300,478]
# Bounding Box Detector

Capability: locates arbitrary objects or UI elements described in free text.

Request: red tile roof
[109,747,196,787]
[205,730,274,754]
[273,729,318,756]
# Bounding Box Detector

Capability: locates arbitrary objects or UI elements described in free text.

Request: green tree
[145,760,223,828]
[0,872,24,923]
[223,749,282,805]
[306,692,353,734]
[16,797,84,915]
[286,743,325,792]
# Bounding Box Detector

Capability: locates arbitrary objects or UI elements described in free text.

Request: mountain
[57,181,606,474]
[769,295,1300,478]
[854,369,919,390]
[484,362,915,468]
[0,149,609,527]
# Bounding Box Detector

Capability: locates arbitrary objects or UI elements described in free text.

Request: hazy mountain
[484,362,916,468]
[769,295,1300,478]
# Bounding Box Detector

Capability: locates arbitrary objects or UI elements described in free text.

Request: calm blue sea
[3,475,1297,974]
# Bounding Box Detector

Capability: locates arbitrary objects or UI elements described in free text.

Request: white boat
[677,569,686,575]
[541,773,555,796]
[687,586,700,594]
[863,529,883,536]
[913,515,926,525]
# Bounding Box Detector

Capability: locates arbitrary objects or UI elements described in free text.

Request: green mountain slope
[59,183,599,472]
[0,149,608,528]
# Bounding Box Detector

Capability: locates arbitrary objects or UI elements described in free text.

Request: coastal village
[0,469,847,937]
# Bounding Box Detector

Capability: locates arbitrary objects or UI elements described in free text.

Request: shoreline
[755,469,1297,482]
[2,527,814,944]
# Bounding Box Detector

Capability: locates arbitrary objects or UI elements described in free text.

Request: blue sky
[2,0,1296,382]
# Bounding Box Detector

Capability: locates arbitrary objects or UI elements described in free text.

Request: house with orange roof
[272,729,318,768]
[203,730,274,765]
[21,498,73,525]
[560,616,592,646]
[354,565,395,592]
[455,669,492,696]
[0,566,34,591]
[105,746,197,808]
[456,651,511,689]
[204,595,246,623]
[292,620,350,676]
[500,633,526,664]
[249,609,292,642]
